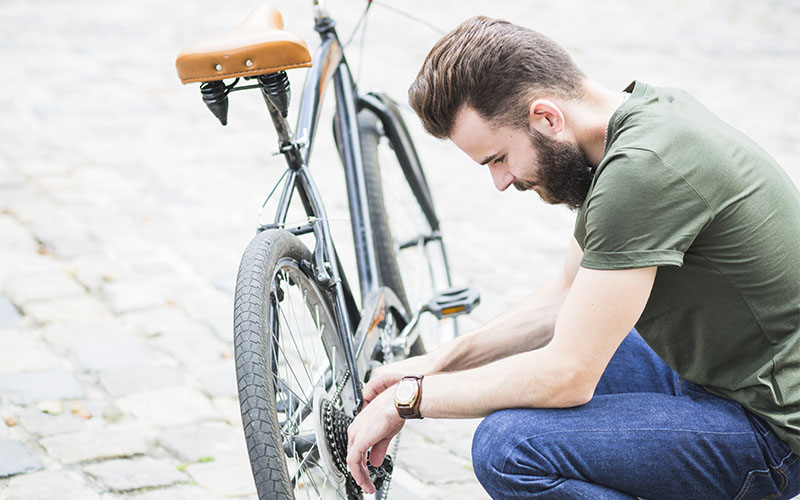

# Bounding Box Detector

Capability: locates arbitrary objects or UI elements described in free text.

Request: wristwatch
[394,375,424,419]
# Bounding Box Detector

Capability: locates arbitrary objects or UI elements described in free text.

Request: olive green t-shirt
[574,81,800,454]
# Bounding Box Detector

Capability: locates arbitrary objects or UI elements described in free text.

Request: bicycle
[176,2,479,498]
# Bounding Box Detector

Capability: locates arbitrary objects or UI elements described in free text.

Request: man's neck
[564,79,628,168]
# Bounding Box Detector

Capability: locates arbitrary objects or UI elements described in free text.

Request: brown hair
[408,16,585,139]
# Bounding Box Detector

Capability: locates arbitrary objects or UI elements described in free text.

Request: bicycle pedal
[425,286,480,319]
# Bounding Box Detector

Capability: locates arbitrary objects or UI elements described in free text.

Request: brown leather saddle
[175,4,312,84]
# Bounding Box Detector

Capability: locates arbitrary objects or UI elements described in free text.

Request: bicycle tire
[234,229,354,500]
[357,104,456,351]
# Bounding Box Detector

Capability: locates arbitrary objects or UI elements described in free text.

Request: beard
[513,129,594,210]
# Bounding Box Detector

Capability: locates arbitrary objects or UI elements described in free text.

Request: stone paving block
[22,295,113,325]
[40,424,150,465]
[429,482,490,500]
[68,336,150,372]
[410,418,481,462]
[83,457,188,493]
[2,272,85,306]
[29,215,96,260]
[118,306,197,338]
[395,447,474,485]
[0,253,64,288]
[0,296,20,328]
[67,252,126,292]
[0,215,38,254]
[184,452,256,498]
[101,281,167,314]
[116,386,219,427]
[0,369,84,405]
[196,360,237,398]
[157,421,245,462]
[99,363,184,397]
[0,163,25,188]
[19,408,86,437]
[150,324,230,373]
[0,439,43,478]
[0,330,62,374]
[39,318,126,349]
[123,484,216,500]
[0,469,103,500]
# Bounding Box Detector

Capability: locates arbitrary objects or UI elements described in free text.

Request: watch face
[395,380,417,405]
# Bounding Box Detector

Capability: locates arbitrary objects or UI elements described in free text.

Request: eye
[493,155,505,165]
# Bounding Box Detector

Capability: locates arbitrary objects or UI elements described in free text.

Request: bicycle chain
[321,370,394,499]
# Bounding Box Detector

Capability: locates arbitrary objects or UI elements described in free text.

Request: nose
[489,163,514,191]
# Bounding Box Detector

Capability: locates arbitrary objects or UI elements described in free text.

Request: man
[346,16,800,499]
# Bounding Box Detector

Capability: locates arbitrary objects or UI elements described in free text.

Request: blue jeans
[472,330,799,499]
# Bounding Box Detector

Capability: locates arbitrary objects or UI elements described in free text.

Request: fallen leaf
[70,401,92,419]
[4,416,18,427]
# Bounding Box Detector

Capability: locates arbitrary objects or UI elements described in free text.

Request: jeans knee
[472,410,521,494]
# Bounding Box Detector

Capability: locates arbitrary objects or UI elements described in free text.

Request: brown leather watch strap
[395,375,424,419]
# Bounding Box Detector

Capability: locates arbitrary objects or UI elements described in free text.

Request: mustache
[513,179,536,191]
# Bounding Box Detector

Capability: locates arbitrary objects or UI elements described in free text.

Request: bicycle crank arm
[352,287,409,385]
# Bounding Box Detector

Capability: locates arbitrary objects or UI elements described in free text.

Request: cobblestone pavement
[2,0,800,498]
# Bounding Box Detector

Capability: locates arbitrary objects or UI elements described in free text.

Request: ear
[527,99,565,138]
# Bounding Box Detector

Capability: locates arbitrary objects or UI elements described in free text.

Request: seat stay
[295,31,344,166]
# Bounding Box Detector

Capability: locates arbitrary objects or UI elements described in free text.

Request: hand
[363,354,435,407]
[347,388,404,494]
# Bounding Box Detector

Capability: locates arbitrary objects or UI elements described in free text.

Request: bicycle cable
[370,0,445,35]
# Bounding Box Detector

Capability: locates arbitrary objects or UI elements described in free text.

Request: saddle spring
[258,71,291,118]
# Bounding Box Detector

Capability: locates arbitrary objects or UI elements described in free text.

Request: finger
[346,443,374,493]
[362,372,402,405]
[369,436,392,466]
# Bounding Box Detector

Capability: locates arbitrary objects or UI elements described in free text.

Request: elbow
[551,366,598,408]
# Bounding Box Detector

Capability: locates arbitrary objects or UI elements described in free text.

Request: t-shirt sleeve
[578,148,714,270]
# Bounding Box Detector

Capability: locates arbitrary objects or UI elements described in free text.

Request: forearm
[419,342,592,419]
[427,274,569,373]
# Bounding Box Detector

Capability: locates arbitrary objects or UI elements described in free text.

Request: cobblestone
[83,457,188,492]
[184,454,257,498]
[2,272,85,306]
[123,485,215,500]
[1,0,798,497]
[0,297,20,329]
[0,470,102,500]
[19,408,87,437]
[158,422,244,463]
[115,387,219,427]
[99,363,184,397]
[39,424,149,464]
[0,369,84,405]
[68,336,150,372]
[0,440,43,478]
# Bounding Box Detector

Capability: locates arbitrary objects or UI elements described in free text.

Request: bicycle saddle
[176,4,312,84]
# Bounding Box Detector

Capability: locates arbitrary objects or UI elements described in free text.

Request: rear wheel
[234,229,356,499]
[358,104,457,351]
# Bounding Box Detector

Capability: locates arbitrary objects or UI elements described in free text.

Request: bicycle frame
[256,13,411,411]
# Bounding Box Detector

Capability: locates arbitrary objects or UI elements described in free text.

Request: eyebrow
[479,152,499,166]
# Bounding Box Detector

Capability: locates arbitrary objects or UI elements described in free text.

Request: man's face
[450,107,593,210]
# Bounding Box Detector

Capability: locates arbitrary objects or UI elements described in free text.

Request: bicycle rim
[269,258,351,499]
[235,230,354,500]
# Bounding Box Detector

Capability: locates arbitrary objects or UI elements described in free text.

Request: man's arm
[367,237,584,388]
[430,236,584,372]
[418,265,657,416]
[348,264,657,491]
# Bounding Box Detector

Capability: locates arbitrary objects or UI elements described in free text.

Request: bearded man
[346,15,800,499]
